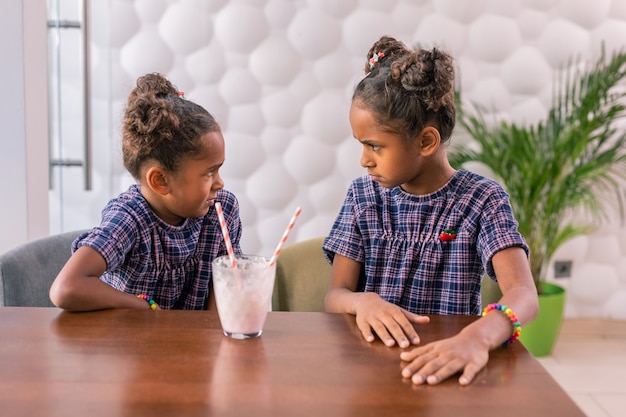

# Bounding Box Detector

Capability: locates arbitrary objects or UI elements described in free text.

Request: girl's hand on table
[399,331,490,386]
[355,292,430,348]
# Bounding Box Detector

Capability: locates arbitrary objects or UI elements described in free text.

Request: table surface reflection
[0,307,584,417]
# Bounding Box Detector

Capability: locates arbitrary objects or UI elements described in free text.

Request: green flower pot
[519,282,566,357]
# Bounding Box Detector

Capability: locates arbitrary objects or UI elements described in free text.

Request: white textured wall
[82,0,626,319]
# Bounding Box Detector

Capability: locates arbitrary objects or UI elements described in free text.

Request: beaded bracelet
[137,294,158,310]
[481,303,522,346]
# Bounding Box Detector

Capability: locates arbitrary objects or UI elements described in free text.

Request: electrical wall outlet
[554,260,573,278]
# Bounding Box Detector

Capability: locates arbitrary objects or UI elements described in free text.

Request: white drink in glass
[212,254,276,339]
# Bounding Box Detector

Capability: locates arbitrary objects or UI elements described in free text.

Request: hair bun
[124,73,180,139]
[389,48,454,112]
[134,73,178,98]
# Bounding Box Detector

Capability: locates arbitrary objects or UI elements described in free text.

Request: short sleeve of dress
[72,200,139,271]
[477,189,529,280]
[323,178,369,264]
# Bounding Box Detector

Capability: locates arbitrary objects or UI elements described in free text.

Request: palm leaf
[451,48,626,289]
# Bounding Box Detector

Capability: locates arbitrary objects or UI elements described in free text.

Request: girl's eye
[207,170,215,177]
[370,144,380,151]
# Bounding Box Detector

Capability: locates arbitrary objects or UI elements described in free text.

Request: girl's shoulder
[452,170,509,197]
[104,184,150,215]
[349,175,381,194]
[348,176,383,206]
[450,170,513,216]
[97,185,157,235]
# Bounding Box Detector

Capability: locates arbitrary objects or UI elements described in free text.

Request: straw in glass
[214,202,236,269]
[268,206,302,268]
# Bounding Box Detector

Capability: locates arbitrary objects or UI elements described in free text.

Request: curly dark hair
[122,73,220,179]
[353,36,456,143]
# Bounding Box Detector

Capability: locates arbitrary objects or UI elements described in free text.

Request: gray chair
[0,229,87,306]
[271,237,332,312]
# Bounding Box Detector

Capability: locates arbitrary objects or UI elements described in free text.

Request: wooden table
[0,307,584,417]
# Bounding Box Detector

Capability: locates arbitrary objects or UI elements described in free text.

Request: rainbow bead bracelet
[482,303,522,346]
[137,294,158,310]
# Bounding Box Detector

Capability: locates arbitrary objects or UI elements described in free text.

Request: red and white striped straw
[215,202,236,269]
[268,206,302,268]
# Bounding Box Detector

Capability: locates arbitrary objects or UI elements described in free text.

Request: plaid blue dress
[322,170,528,315]
[73,184,242,310]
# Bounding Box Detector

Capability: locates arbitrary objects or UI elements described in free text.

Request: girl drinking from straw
[322,36,538,386]
[50,73,242,311]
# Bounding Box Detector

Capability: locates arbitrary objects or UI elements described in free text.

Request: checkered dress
[73,184,242,310]
[323,170,528,315]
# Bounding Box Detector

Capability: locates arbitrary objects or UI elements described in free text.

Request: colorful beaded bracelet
[481,303,522,346]
[137,294,158,310]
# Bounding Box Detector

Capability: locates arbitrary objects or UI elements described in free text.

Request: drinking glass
[212,254,276,339]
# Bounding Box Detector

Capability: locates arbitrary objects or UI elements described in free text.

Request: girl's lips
[369,174,381,182]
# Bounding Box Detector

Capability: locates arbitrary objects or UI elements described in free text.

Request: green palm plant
[449,49,626,292]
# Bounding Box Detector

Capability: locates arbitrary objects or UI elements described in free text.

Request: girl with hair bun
[50,73,242,311]
[323,36,538,385]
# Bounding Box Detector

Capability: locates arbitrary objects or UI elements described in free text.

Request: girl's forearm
[324,287,361,315]
[463,286,538,350]
[51,275,147,312]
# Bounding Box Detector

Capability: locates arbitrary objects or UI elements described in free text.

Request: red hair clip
[439,229,457,241]
[369,52,385,70]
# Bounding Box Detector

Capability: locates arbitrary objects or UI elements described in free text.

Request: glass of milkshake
[212,254,277,339]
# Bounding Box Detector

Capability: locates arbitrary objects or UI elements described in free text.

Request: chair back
[481,275,503,309]
[0,230,87,307]
[270,239,501,312]
[271,237,332,312]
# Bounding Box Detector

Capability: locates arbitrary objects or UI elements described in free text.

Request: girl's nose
[213,173,225,190]
[360,150,373,168]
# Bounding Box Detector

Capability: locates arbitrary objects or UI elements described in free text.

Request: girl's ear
[145,166,170,195]
[418,126,441,156]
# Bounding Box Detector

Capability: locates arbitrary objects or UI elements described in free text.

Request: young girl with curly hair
[50,73,241,311]
[323,36,538,385]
